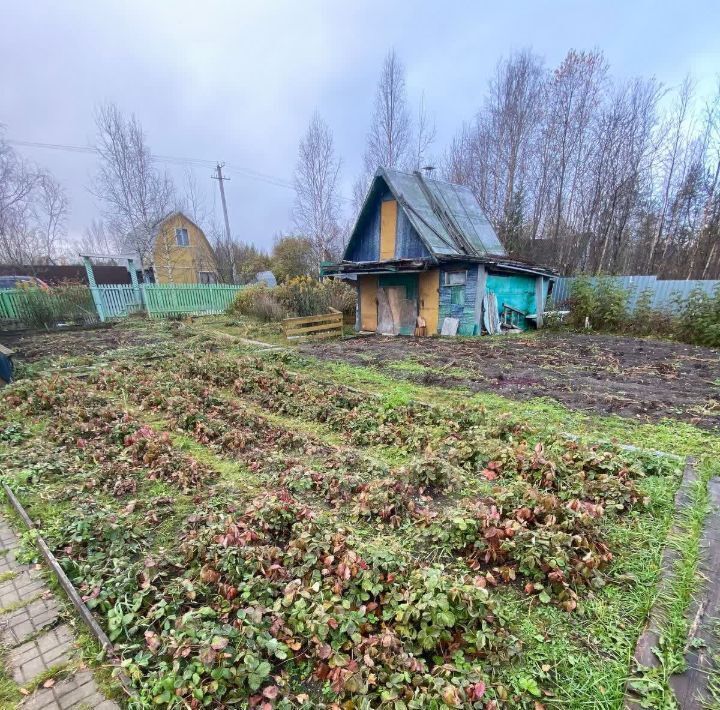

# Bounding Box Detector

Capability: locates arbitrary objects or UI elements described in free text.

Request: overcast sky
[2,0,719,254]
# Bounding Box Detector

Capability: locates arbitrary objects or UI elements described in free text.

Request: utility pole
[211,162,236,283]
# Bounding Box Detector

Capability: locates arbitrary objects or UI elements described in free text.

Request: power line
[6,138,353,202]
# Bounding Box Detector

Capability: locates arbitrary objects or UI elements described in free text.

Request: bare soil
[0,322,177,363]
[304,333,720,429]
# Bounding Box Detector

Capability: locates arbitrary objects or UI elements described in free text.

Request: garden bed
[0,329,705,708]
[304,332,720,430]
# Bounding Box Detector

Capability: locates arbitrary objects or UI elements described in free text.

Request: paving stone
[22,669,120,709]
[0,569,46,609]
[0,521,18,546]
[9,624,75,684]
[0,514,120,708]
[0,548,22,574]
[0,596,59,646]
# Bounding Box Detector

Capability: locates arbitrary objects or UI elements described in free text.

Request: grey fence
[552,275,720,312]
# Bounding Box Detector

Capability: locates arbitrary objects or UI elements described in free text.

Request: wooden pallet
[282,308,343,341]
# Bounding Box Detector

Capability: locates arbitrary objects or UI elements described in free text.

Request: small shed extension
[324,168,555,336]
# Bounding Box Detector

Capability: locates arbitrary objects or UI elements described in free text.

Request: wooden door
[358,275,377,331]
[419,269,439,335]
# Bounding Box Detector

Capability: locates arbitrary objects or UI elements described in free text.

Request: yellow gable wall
[152,214,219,284]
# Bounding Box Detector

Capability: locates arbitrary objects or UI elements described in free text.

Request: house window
[175,228,189,247]
[198,271,218,284]
[444,270,467,286]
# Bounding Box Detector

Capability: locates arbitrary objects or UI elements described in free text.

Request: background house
[152,212,220,284]
[325,168,555,336]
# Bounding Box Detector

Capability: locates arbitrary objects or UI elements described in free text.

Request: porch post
[475,264,487,335]
[535,276,545,329]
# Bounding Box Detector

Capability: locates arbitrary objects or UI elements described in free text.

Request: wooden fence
[282,308,343,341]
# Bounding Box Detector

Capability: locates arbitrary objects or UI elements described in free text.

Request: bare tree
[32,175,68,263]
[91,103,175,270]
[645,77,694,271]
[293,111,342,270]
[0,131,68,266]
[76,219,118,259]
[366,50,412,171]
[413,92,437,170]
[181,168,212,231]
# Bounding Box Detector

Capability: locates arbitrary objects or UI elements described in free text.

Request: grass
[0,654,22,710]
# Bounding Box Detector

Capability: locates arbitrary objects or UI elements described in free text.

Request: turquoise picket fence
[96,285,144,318]
[0,287,99,329]
[141,284,243,318]
[0,284,244,328]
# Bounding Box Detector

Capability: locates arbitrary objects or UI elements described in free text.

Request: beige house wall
[152,213,219,284]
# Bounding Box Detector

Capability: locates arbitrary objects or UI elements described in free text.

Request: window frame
[444,270,467,287]
[175,228,190,247]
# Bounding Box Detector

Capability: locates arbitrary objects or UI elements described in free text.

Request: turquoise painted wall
[487,273,536,316]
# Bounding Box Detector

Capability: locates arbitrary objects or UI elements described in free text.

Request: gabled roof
[151,211,205,239]
[345,168,508,260]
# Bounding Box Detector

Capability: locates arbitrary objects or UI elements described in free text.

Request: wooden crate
[283,308,343,341]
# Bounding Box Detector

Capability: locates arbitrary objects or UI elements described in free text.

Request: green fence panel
[0,287,99,329]
[97,285,143,319]
[0,284,243,327]
[142,284,243,318]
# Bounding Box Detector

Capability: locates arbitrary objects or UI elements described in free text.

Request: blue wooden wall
[345,181,430,261]
[438,264,480,335]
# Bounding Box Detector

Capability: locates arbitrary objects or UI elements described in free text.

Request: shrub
[10,286,97,329]
[675,286,720,347]
[228,284,286,322]
[228,277,356,321]
[321,278,356,316]
[567,276,629,331]
[625,290,676,337]
[274,276,355,317]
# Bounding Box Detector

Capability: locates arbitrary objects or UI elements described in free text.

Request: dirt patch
[0,322,177,363]
[303,333,720,429]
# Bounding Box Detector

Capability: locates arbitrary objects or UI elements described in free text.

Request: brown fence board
[285,322,344,336]
[283,313,342,327]
[282,310,343,341]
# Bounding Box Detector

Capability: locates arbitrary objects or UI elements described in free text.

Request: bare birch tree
[293,111,342,271]
[91,103,175,269]
[0,131,68,265]
[413,92,437,170]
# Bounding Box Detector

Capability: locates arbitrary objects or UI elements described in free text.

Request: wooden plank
[359,275,378,331]
[419,269,440,335]
[380,199,398,260]
[2,483,137,700]
[284,316,342,331]
[287,329,342,341]
[0,344,15,357]
[535,276,545,328]
[668,476,720,709]
[626,458,699,709]
[283,313,342,325]
[285,323,343,337]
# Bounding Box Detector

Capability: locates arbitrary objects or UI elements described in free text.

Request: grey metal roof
[378,168,507,258]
